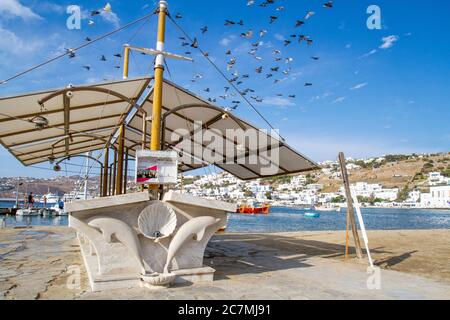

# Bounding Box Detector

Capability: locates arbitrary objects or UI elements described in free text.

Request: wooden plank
[338,152,363,259]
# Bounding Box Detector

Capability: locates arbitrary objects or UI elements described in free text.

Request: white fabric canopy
[0,77,150,165]
[0,77,318,179]
[124,79,319,180]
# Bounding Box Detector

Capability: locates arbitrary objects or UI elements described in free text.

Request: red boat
[237,204,270,215]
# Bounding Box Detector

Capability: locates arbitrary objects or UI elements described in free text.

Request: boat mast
[83,152,90,200]
[150,0,168,152]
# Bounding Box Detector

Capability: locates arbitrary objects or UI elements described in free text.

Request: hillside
[318,153,450,193]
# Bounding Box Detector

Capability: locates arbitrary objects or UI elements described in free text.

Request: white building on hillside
[341,182,399,201]
[420,186,450,208]
[428,172,450,186]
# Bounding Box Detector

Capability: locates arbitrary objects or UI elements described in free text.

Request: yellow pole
[150,0,168,151]
[123,46,130,79]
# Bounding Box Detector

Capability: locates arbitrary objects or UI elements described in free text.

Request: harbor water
[1,206,450,232]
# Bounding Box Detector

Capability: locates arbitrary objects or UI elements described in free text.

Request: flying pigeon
[295,20,305,28]
[191,38,199,48]
[103,3,112,13]
[66,49,76,58]
[305,11,315,19]
[241,30,253,38]
[323,1,333,8]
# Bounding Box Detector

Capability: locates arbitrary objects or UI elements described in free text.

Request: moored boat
[16,208,40,216]
[314,205,340,212]
[237,203,270,215]
[304,212,320,218]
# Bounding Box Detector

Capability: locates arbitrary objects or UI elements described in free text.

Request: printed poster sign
[135,150,178,185]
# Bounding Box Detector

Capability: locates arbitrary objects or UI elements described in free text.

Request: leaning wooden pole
[338,152,363,259]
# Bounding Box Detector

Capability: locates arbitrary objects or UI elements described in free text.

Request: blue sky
[0,0,449,178]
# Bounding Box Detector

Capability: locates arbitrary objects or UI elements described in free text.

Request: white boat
[16,208,39,216]
[314,205,340,212]
[40,192,60,204]
[51,202,68,216]
[40,208,53,217]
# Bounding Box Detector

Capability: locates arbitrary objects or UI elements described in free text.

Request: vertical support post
[123,148,129,194]
[108,164,113,196]
[63,92,71,157]
[338,152,363,259]
[123,46,130,79]
[83,152,90,200]
[150,0,168,151]
[99,166,103,198]
[116,125,125,195]
[102,148,109,197]
[112,150,117,196]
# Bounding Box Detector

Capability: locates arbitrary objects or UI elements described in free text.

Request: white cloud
[0,26,44,55]
[0,0,41,20]
[274,33,285,41]
[310,92,332,102]
[350,82,368,90]
[100,10,120,28]
[345,43,352,49]
[220,35,236,46]
[379,35,399,49]
[359,49,377,59]
[332,97,346,104]
[36,2,65,14]
[262,97,295,107]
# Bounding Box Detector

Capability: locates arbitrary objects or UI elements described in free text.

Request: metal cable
[1,12,156,85]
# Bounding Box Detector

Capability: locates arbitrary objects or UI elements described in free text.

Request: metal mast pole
[83,152,90,200]
[150,0,168,151]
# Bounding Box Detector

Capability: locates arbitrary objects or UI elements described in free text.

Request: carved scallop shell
[138,202,177,240]
[141,273,176,287]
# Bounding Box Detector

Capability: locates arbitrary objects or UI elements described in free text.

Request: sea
[1,201,449,232]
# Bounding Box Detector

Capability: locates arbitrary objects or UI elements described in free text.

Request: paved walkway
[1,227,449,299]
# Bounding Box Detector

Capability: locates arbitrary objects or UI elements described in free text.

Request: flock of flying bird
[66,0,334,112]
[174,0,334,111]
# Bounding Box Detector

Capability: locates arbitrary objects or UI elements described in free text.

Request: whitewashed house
[428,172,450,186]
[420,186,450,208]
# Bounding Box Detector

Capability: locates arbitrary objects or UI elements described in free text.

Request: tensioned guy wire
[0,11,157,85]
